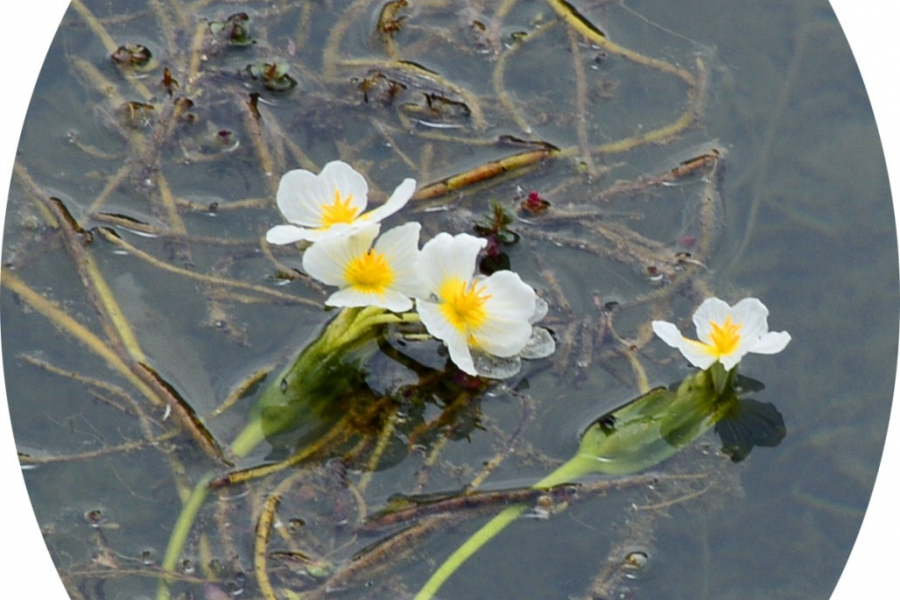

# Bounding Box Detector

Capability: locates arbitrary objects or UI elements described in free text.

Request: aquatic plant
[0,1,797,599]
[414,299,790,599]
[652,297,792,371]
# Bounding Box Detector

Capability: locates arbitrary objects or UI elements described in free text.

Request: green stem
[412,370,728,600]
[155,306,396,600]
[358,310,420,329]
[228,416,267,460]
[413,505,526,600]
[156,473,214,600]
[334,309,419,347]
[413,455,594,600]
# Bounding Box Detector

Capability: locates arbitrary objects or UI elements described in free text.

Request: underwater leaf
[732,373,766,394]
[715,398,786,462]
[255,335,374,442]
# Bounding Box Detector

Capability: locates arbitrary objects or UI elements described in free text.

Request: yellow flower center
[706,316,742,357]
[345,249,394,295]
[320,189,360,228]
[438,278,491,334]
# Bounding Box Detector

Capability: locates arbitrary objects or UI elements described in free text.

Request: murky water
[2,1,896,599]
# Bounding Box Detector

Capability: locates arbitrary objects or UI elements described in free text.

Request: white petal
[472,271,536,357]
[481,271,536,321]
[692,297,732,344]
[362,178,416,223]
[652,321,717,369]
[266,224,314,245]
[275,169,328,226]
[417,300,476,374]
[652,321,686,348]
[373,221,420,255]
[302,225,380,286]
[749,331,791,355]
[373,222,426,298]
[731,297,770,340]
[719,352,743,372]
[302,223,355,242]
[677,341,719,370]
[415,233,486,297]
[474,318,532,358]
[326,287,412,312]
[320,160,369,211]
[417,299,455,343]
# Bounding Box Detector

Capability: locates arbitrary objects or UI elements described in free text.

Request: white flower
[266,160,416,244]
[302,223,425,312]
[415,233,537,376]
[652,297,791,371]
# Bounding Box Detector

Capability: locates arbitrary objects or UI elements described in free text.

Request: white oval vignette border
[0,1,897,598]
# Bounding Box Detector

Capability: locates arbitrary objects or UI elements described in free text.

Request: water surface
[2,1,895,599]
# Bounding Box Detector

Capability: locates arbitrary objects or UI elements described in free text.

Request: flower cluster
[267,160,554,377]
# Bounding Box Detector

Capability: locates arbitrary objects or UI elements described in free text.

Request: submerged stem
[155,306,399,599]
[414,369,731,599]
[412,454,592,600]
[156,474,214,600]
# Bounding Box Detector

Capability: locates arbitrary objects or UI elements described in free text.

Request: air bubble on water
[473,352,521,379]
[530,296,549,324]
[621,547,654,580]
[520,327,555,359]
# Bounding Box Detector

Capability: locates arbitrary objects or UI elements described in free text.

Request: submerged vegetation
[0,1,795,599]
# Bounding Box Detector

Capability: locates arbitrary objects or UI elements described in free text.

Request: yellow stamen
[438,278,491,333]
[320,189,359,227]
[345,249,394,295]
[706,316,741,357]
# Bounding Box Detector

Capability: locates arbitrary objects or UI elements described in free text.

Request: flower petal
[417,299,476,374]
[481,271,535,320]
[692,297,731,344]
[320,160,369,212]
[275,168,328,227]
[471,271,536,357]
[266,224,313,245]
[301,223,355,242]
[679,341,719,370]
[415,233,486,298]
[362,178,416,224]
[446,334,477,376]
[302,225,381,287]
[373,222,426,298]
[749,331,791,355]
[719,351,743,372]
[474,318,532,358]
[651,321,685,348]
[731,297,770,341]
[326,287,412,312]
[652,321,718,369]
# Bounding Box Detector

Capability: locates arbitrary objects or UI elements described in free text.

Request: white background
[1,0,897,597]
